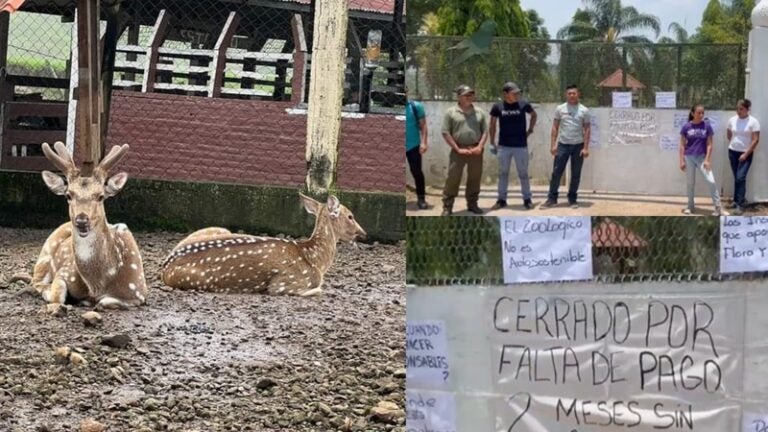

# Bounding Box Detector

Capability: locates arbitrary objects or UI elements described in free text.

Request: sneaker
[441,208,452,216]
[732,207,744,216]
[726,202,739,209]
[713,207,729,216]
[569,202,579,209]
[682,208,692,215]
[417,198,428,210]
[491,200,507,210]
[540,199,557,209]
[523,199,533,210]
[467,205,484,215]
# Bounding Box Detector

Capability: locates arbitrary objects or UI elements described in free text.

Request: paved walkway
[406,186,768,216]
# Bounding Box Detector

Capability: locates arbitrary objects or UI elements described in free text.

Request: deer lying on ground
[161,193,366,296]
[22,142,147,313]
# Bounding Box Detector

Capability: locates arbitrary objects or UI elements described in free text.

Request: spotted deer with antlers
[28,141,147,312]
[161,194,366,296]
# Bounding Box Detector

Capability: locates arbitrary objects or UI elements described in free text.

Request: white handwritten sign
[490,293,745,432]
[608,109,657,146]
[674,112,689,130]
[612,92,632,108]
[659,133,679,151]
[499,217,593,283]
[720,216,768,273]
[406,320,450,388]
[743,413,768,432]
[655,91,677,108]
[406,390,456,432]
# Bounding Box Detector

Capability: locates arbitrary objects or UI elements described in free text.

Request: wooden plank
[226,51,293,62]
[7,102,68,118]
[6,75,70,89]
[7,130,67,144]
[153,83,208,92]
[157,63,210,74]
[208,11,240,98]
[371,85,403,93]
[220,87,272,97]
[157,47,215,59]
[112,80,142,89]
[118,44,145,54]
[290,13,307,104]
[0,155,55,172]
[142,9,169,93]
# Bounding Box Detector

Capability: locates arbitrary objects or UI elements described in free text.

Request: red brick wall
[106,91,403,193]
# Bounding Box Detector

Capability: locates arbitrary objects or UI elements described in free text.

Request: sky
[519,0,710,40]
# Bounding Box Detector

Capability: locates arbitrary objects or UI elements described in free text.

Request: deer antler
[42,141,78,178]
[95,144,130,178]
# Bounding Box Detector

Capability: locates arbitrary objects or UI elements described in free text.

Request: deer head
[41,141,130,238]
[299,193,366,241]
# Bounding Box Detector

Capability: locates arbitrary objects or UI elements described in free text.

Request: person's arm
[489,116,498,149]
[704,135,714,170]
[679,135,686,171]
[418,116,428,154]
[726,125,733,143]
[473,113,488,155]
[581,112,591,157]
[527,109,537,136]
[741,121,760,160]
[550,119,560,156]
[442,111,465,154]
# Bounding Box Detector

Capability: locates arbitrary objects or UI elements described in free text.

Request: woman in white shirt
[726,99,761,214]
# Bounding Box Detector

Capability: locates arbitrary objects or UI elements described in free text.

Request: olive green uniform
[441,105,488,210]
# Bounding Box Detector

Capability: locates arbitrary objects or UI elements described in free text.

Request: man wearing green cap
[440,84,488,216]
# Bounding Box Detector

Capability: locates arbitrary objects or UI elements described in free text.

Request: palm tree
[557,0,661,43]
[658,22,690,43]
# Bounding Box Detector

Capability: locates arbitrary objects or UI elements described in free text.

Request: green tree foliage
[435,0,530,37]
[557,0,661,43]
[406,0,443,35]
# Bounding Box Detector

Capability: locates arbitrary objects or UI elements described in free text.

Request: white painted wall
[408,102,748,199]
[746,1,768,202]
[407,280,768,431]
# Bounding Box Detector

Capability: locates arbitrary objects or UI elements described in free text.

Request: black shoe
[417,198,428,210]
[540,199,557,209]
[491,200,507,210]
[441,208,452,216]
[467,205,484,215]
[523,199,533,210]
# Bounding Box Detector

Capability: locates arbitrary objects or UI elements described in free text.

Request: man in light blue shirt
[541,84,591,209]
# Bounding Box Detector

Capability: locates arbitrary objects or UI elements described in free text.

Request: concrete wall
[0,171,405,242]
[407,281,768,431]
[411,102,763,199]
[746,24,768,203]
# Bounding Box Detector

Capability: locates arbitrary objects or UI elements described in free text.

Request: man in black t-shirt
[489,82,537,210]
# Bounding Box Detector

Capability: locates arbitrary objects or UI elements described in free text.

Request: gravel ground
[0,227,405,432]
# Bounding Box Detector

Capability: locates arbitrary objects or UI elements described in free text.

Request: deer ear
[105,172,128,197]
[42,170,67,195]
[326,195,341,218]
[299,193,320,215]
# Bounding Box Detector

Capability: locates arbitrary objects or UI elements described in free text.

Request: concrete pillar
[747,0,768,202]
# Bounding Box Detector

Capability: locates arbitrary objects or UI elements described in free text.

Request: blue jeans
[728,149,752,208]
[497,146,531,201]
[548,143,584,203]
[684,154,721,210]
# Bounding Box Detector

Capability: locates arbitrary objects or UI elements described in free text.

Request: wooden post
[304,0,348,194]
[141,9,169,93]
[290,14,307,104]
[76,0,102,175]
[208,11,239,98]
[0,12,9,167]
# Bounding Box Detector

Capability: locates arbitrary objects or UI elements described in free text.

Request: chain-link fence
[406,36,745,111]
[407,216,768,286]
[0,0,405,194]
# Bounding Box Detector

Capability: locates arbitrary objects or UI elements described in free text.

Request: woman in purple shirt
[679,105,727,215]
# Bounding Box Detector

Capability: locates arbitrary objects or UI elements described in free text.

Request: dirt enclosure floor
[0,227,405,432]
